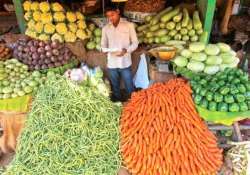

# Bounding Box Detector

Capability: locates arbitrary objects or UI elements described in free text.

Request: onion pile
[13,38,75,71]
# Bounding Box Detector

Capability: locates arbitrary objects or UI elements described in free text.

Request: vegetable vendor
[101,4,139,102]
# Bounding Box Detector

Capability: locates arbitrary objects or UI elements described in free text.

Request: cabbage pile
[173,42,239,75]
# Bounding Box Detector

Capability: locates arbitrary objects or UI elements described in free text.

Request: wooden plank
[208,125,250,130]
[12,0,26,33]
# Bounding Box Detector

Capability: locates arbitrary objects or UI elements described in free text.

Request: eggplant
[51,40,59,49]
[50,56,57,62]
[17,45,23,51]
[24,47,30,53]
[35,65,40,70]
[32,53,39,60]
[44,59,50,64]
[30,46,36,53]
[38,47,45,53]
[40,54,46,59]
[39,41,45,47]
[46,51,52,57]
[52,49,59,56]
[55,62,61,67]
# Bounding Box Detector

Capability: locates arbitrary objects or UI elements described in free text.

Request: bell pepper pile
[190,68,250,112]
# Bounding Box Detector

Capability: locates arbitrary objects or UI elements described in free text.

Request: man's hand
[116,48,127,57]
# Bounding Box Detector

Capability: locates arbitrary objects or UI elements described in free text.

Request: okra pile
[5,75,121,175]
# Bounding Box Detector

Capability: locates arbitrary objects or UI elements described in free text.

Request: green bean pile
[4,76,121,175]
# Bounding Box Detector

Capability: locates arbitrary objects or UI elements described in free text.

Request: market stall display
[5,76,121,174]
[173,42,239,75]
[85,24,101,50]
[137,7,204,44]
[23,1,89,42]
[0,59,46,99]
[121,78,223,175]
[13,38,75,71]
[0,44,11,61]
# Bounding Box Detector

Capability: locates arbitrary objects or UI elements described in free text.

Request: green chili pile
[4,76,121,175]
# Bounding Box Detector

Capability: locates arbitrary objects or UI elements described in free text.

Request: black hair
[105,3,119,13]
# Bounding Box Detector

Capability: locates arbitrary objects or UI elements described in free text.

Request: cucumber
[191,35,199,42]
[182,35,190,41]
[137,24,150,32]
[199,31,208,44]
[154,37,161,44]
[145,16,152,22]
[175,22,181,31]
[181,8,189,27]
[160,36,171,43]
[174,34,182,40]
[149,24,160,32]
[187,19,193,30]
[161,7,180,23]
[165,40,186,45]
[173,12,183,23]
[188,29,196,36]
[146,32,154,38]
[168,30,177,37]
[159,23,166,29]
[151,7,173,25]
[180,28,188,35]
[193,11,202,30]
[155,29,168,36]
[148,38,154,44]
[166,21,176,30]
[197,28,203,35]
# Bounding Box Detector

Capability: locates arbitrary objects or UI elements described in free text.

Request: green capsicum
[214,93,223,103]
[208,102,217,111]
[224,95,235,104]
[229,103,240,112]
[219,87,230,95]
[194,95,202,105]
[239,102,248,112]
[237,84,247,93]
[205,91,213,101]
[218,102,228,112]
[235,94,246,103]
[230,85,239,95]
[200,89,207,96]
[245,92,250,101]
[200,99,208,109]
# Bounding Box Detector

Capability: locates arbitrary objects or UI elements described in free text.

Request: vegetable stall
[0,0,249,175]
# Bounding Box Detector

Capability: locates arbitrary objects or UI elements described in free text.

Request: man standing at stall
[101,5,139,102]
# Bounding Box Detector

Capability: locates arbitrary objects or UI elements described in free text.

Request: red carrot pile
[120,78,223,175]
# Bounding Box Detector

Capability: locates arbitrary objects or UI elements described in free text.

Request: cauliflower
[34,22,44,33]
[23,1,31,11]
[27,20,36,30]
[24,11,32,21]
[41,13,53,24]
[30,2,39,11]
[76,12,84,20]
[39,2,50,13]
[76,29,88,40]
[66,12,76,23]
[51,2,64,12]
[68,23,77,33]
[55,23,68,35]
[53,12,65,22]
[77,20,87,29]
[51,33,64,43]
[64,31,77,42]
[33,11,41,22]
[38,34,50,41]
[25,29,37,38]
[44,23,55,34]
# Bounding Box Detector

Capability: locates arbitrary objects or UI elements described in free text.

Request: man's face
[106,10,120,25]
